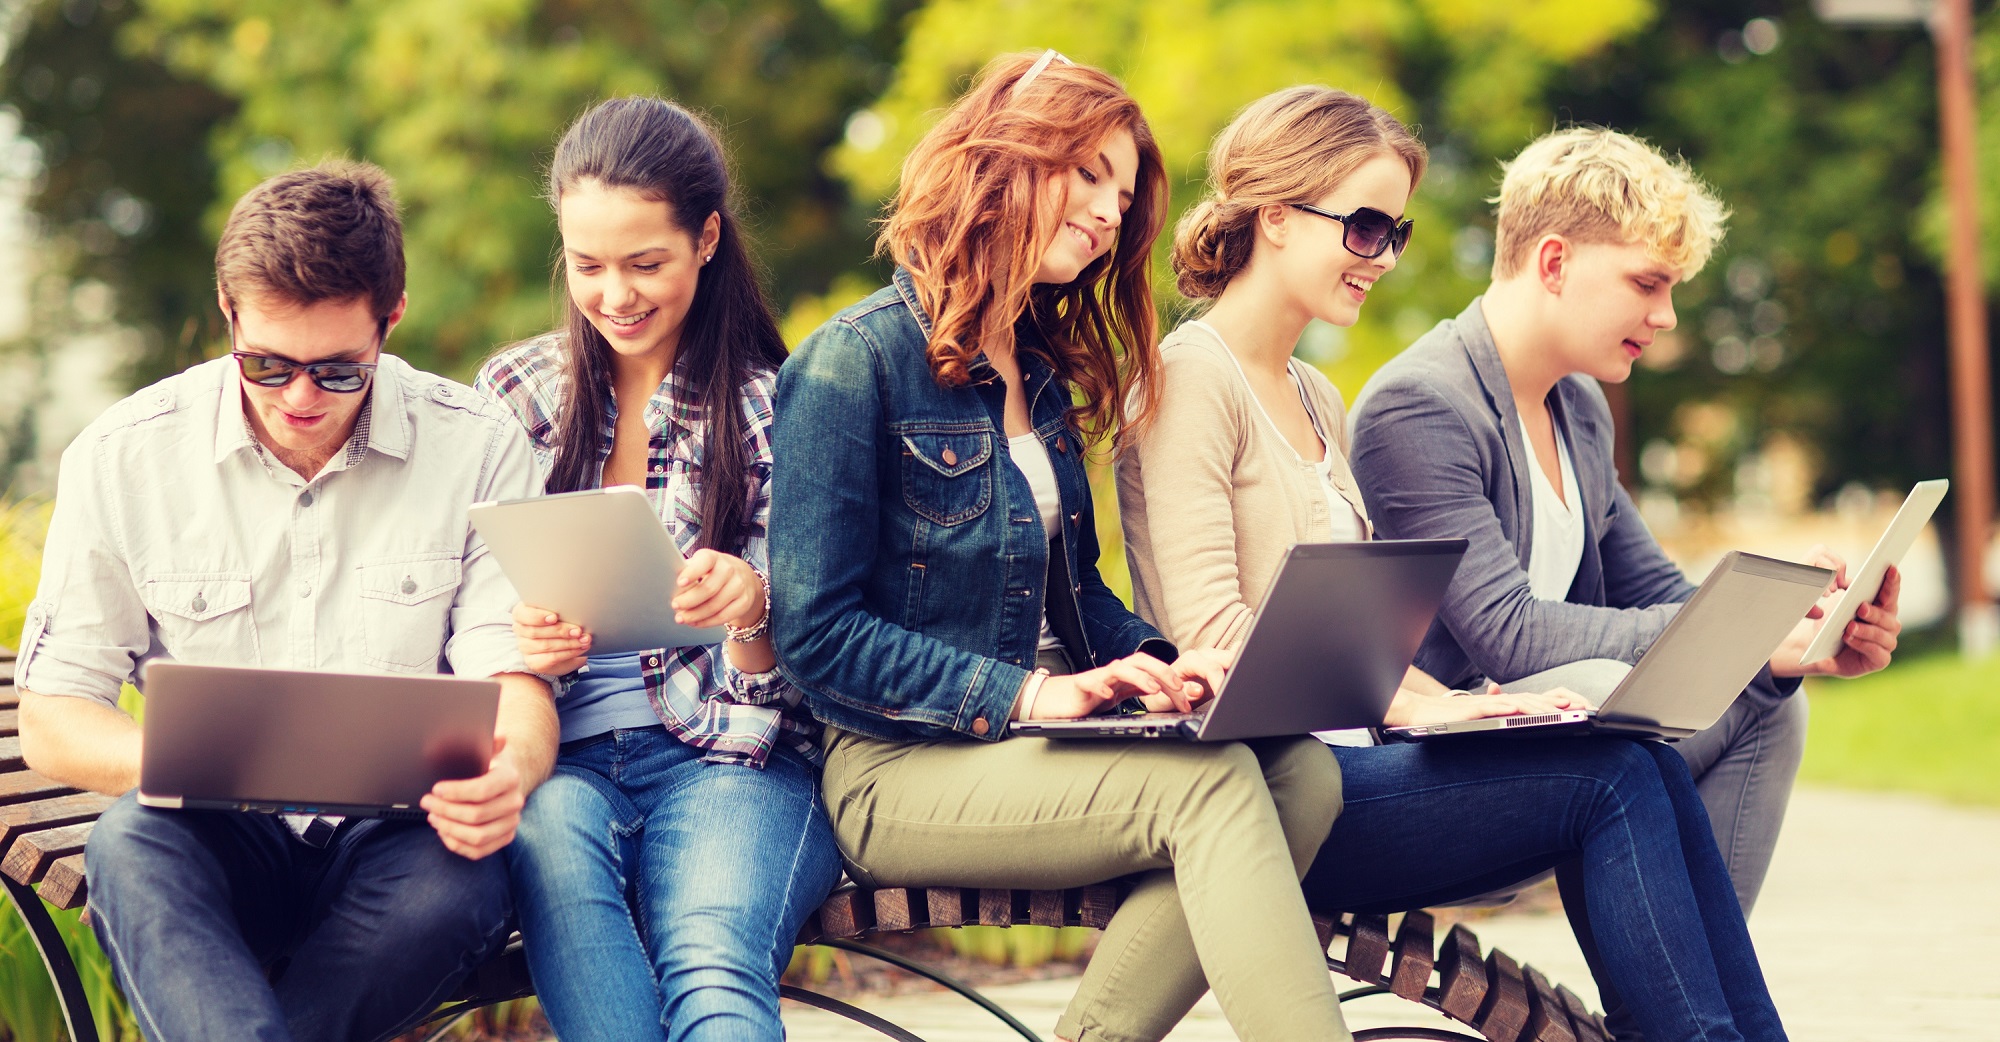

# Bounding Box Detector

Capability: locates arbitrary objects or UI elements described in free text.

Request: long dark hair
[543,96,789,557]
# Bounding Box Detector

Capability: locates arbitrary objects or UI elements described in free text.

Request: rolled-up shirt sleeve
[443,418,539,679]
[18,437,147,706]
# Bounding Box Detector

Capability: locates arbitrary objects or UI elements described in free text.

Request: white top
[1010,432,1066,652]
[1518,412,1585,601]
[18,355,539,704]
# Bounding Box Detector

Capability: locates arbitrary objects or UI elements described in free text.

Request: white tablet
[1800,479,1948,665]
[469,486,728,654]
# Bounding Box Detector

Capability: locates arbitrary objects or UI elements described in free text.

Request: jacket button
[971,716,990,736]
[1055,436,1067,454]
[942,447,958,466]
[1069,512,1080,524]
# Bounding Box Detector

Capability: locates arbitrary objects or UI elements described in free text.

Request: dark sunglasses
[1290,203,1414,260]
[228,312,383,393]
[231,352,377,393]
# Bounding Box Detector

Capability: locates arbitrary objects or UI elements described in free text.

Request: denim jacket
[771,268,1173,743]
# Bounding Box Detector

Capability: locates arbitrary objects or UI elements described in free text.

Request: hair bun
[1172,196,1241,301]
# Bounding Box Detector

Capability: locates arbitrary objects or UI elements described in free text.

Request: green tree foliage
[6,0,916,381]
[0,0,235,386]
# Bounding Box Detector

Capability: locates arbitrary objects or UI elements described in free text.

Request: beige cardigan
[1117,321,1373,652]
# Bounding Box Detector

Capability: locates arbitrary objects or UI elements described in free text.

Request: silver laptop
[1384,551,1832,743]
[1010,539,1466,742]
[138,662,499,819]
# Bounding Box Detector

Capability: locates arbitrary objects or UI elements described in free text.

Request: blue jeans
[86,792,512,1042]
[1305,738,1785,1042]
[506,728,843,1042]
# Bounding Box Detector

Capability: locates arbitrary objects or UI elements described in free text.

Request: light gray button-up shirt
[19,353,538,704]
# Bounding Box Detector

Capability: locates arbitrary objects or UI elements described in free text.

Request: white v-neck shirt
[1518,412,1584,600]
[1009,432,1066,651]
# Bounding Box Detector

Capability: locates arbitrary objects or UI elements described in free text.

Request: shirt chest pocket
[899,428,994,527]
[141,575,260,666]
[356,554,462,672]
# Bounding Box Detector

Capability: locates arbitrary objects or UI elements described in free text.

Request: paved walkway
[782,785,2000,1040]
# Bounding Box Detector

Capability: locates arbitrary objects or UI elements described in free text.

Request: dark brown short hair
[215,159,406,319]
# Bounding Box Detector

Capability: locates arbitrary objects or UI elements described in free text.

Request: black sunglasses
[228,312,382,393]
[1290,204,1414,260]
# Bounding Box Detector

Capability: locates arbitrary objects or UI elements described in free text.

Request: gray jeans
[1513,658,1808,915]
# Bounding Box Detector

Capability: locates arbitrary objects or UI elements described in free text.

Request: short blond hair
[1491,127,1728,280]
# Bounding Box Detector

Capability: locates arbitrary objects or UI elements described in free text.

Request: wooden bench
[0,646,1608,1042]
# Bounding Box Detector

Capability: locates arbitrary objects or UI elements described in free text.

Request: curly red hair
[880,52,1168,450]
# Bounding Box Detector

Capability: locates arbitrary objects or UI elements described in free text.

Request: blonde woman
[1109,88,1789,1042]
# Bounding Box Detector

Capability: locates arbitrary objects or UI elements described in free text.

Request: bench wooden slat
[1524,965,1578,1042]
[0,737,23,773]
[1388,910,1435,1001]
[40,853,87,910]
[1558,985,1606,1042]
[927,886,974,928]
[1076,884,1120,930]
[0,708,16,736]
[1436,923,1487,1022]
[815,888,874,940]
[0,792,116,850]
[872,888,922,932]
[0,689,17,710]
[1,820,93,885]
[1311,911,1341,955]
[1475,948,1531,1042]
[0,772,75,807]
[976,888,1016,926]
[1027,889,1065,928]
[1344,913,1391,983]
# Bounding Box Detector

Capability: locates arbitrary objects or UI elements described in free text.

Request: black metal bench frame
[0,647,1607,1042]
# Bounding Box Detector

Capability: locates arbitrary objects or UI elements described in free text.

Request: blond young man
[1349,127,1902,1035]
[15,161,557,1041]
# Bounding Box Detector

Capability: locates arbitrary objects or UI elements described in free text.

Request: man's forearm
[17,689,143,795]
[492,672,558,794]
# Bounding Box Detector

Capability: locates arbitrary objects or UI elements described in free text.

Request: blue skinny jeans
[1306,738,1785,1042]
[505,727,843,1042]
[85,792,512,1042]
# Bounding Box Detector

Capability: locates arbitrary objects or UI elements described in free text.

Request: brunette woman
[1112,86,1789,1042]
[475,97,841,1042]
[770,53,1349,1042]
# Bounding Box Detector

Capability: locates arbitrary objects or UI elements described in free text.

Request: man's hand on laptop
[421,734,528,860]
[1023,650,1224,720]
[514,602,591,675]
[1383,684,1595,728]
[1771,560,1902,679]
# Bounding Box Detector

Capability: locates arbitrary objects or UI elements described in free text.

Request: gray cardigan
[1349,297,1797,707]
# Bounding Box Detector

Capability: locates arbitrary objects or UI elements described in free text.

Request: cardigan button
[971,716,991,736]
[942,447,958,466]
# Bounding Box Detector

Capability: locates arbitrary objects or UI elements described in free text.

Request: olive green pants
[820,726,1348,1042]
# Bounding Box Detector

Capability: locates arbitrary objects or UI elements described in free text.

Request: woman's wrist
[724,568,772,643]
[1012,668,1053,721]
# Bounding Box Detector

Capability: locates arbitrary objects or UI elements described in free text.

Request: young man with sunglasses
[1348,127,1901,1037]
[15,160,557,1041]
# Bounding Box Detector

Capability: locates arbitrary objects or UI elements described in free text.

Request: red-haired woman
[769,52,1349,1042]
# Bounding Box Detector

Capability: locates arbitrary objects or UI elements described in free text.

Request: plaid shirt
[475,333,816,767]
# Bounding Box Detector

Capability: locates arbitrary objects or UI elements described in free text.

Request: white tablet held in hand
[469,486,728,654]
[1799,479,1948,666]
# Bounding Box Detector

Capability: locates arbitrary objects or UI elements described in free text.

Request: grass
[1801,651,2000,808]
